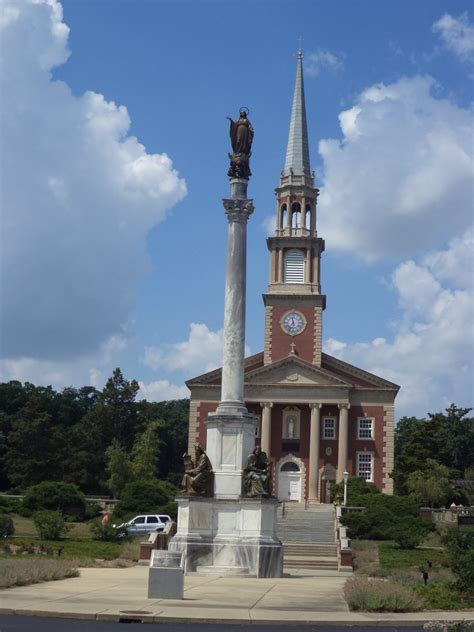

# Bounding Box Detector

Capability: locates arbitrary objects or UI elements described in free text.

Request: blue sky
[1,0,473,419]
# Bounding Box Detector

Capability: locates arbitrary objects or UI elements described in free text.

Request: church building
[186,52,399,503]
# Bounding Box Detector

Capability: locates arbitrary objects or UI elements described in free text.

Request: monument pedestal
[169,497,282,578]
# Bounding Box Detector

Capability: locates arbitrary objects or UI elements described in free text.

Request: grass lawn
[378,541,449,570]
[4,515,141,563]
[12,514,90,539]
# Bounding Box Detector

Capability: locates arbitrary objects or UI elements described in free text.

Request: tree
[100,369,140,449]
[6,402,67,489]
[105,439,134,498]
[132,420,163,480]
[393,405,474,495]
[406,459,455,507]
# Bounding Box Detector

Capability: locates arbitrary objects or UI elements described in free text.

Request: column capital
[309,402,322,410]
[260,401,274,409]
[223,198,254,224]
[338,403,351,411]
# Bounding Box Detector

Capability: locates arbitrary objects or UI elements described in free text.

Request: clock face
[282,311,305,336]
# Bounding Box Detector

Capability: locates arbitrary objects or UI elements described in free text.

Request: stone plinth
[205,412,258,499]
[169,497,283,578]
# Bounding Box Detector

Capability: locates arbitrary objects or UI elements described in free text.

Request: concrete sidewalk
[0,566,472,626]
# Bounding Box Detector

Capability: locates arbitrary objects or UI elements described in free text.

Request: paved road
[0,615,425,631]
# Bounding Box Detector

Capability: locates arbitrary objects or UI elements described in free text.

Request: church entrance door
[278,461,302,501]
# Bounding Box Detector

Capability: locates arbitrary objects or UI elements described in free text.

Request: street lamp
[343,471,349,507]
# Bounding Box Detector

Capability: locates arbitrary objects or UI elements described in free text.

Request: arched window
[280,461,300,472]
[291,202,301,228]
[280,204,287,229]
[305,204,311,229]
[284,249,305,283]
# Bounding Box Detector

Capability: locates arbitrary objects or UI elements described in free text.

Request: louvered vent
[284,249,305,283]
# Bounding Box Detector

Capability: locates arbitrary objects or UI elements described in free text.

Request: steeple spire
[283,50,311,178]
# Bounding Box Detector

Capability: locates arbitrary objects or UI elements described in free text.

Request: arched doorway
[278,461,302,501]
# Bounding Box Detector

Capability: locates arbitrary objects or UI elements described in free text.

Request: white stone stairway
[277,503,338,571]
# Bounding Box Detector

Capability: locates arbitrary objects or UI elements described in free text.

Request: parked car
[115,514,171,536]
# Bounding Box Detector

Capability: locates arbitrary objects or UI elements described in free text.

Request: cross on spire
[297,36,304,54]
[290,341,296,355]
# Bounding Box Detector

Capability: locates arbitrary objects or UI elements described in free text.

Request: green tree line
[0,369,189,494]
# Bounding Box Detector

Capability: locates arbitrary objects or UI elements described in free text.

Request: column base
[169,497,283,578]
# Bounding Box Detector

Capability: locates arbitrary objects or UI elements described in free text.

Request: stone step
[284,557,339,570]
[283,542,337,556]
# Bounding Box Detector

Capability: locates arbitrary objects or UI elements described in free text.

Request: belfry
[186,53,399,505]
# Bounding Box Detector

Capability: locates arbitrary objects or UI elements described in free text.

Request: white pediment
[245,357,352,387]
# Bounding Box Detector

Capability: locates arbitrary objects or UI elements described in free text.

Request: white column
[217,180,254,416]
[337,403,350,482]
[308,403,321,501]
[260,402,273,456]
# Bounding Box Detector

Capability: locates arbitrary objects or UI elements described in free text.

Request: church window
[280,204,287,229]
[357,418,374,440]
[305,205,311,229]
[357,452,374,481]
[284,249,305,283]
[323,417,336,439]
[291,202,301,228]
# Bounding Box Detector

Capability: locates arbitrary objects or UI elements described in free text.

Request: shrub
[0,514,14,538]
[0,558,79,588]
[0,496,22,514]
[23,482,86,520]
[344,576,424,612]
[442,527,474,593]
[84,501,102,520]
[390,516,434,549]
[33,510,70,540]
[340,493,427,542]
[156,501,178,521]
[114,479,174,517]
[89,519,128,542]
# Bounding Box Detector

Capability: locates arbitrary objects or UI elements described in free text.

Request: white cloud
[324,230,474,418]
[305,49,344,77]
[318,76,473,261]
[432,13,474,61]
[143,323,225,376]
[0,0,187,362]
[137,380,189,402]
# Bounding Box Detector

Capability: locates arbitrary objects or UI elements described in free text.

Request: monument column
[260,402,273,456]
[217,182,253,416]
[337,403,350,482]
[205,110,259,500]
[308,403,321,501]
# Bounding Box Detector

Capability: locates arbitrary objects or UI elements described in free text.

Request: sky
[0,0,473,420]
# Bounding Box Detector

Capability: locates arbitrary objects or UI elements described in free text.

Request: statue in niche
[286,417,295,439]
[242,446,271,498]
[227,107,254,179]
[179,445,214,497]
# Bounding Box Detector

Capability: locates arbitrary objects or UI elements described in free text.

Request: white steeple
[283,50,311,178]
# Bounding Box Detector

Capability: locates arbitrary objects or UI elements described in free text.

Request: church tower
[264,50,326,367]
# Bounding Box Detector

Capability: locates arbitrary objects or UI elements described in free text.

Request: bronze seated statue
[178,445,214,497]
[242,446,271,498]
